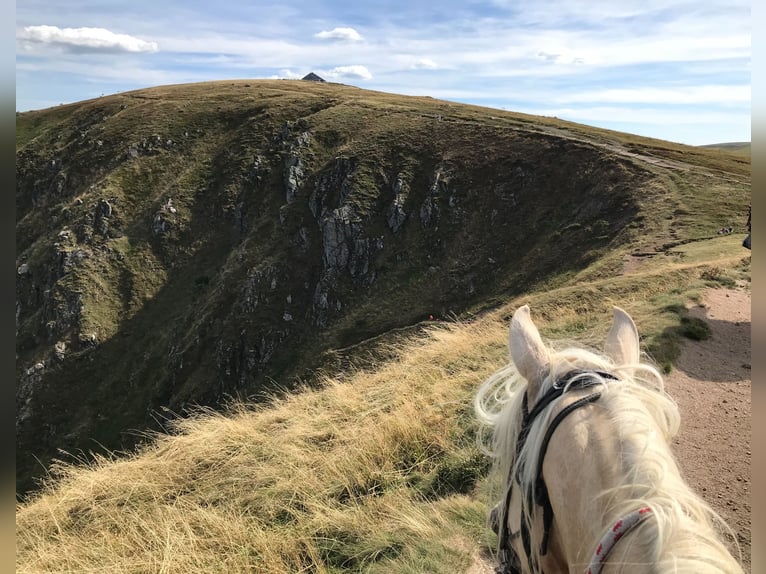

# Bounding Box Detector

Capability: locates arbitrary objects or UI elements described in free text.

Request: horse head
[478,305,743,574]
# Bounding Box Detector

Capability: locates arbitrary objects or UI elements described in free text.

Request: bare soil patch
[667,286,751,571]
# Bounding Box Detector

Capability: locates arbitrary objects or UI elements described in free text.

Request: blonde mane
[475,319,742,573]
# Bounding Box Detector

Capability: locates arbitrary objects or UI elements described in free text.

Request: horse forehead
[544,396,615,474]
[542,398,618,553]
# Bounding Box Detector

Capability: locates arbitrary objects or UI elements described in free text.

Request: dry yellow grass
[17,237,749,573]
[17,320,507,573]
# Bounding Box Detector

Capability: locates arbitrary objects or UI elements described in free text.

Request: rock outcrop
[13,79,677,497]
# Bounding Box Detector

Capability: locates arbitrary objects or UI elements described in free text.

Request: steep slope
[15,238,751,573]
[15,79,750,495]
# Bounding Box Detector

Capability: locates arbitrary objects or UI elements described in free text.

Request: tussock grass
[17,245,749,572]
[17,320,506,573]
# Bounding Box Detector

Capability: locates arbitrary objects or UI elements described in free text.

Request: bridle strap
[496,369,619,574]
[586,507,653,574]
[535,392,603,554]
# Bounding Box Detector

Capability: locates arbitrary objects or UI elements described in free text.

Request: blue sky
[16,0,750,146]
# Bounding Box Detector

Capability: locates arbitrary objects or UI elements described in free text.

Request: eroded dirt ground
[667,286,751,571]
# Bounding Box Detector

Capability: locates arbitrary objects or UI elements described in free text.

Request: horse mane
[475,341,743,573]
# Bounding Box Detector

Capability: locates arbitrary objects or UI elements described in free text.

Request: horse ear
[604,306,640,367]
[510,305,550,397]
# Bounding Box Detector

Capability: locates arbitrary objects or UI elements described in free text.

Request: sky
[16,0,751,146]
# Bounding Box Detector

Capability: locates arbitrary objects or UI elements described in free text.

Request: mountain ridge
[15,79,750,496]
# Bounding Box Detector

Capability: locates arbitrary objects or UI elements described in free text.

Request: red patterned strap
[586,507,653,574]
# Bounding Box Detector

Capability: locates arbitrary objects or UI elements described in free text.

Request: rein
[586,507,653,574]
[495,369,619,574]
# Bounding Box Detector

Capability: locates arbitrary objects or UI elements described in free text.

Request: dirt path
[468,286,751,573]
[666,286,751,571]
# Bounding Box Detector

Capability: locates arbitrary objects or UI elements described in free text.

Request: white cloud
[555,85,751,105]
[537,51,559,63]
[537,51,585,65]
[13,0,750,144]
[16,58,182,85]
[315,27,363,42]
[487,0,750,30]
[269,69,303,79]
[324,65,372,80]
[153,35,305,62]
[18,25,158,53]
[525,105,749,126]
[410,58,438,70]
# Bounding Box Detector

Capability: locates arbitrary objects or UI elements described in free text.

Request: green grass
[16,235,750,572]
[699,141,751,158]
[16,78,750,518]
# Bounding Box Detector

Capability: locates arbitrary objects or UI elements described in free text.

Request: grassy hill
[16,232,750,573]
[699,141,751,157]
[16,78,750,516]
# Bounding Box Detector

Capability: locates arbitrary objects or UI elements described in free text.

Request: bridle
[494,369,619,574]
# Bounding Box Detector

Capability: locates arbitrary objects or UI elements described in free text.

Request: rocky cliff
[16,80,664,494]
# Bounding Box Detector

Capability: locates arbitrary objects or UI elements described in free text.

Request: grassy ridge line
[16,235,749,573]
[17,79,750,178]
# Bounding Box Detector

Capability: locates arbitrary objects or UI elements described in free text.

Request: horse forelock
[476,343,743,573]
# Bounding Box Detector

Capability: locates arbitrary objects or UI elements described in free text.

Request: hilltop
[16,79,750,499]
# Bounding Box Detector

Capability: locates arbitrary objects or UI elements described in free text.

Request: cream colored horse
[475,305,742,573]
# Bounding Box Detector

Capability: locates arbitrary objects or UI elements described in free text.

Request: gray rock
[420,196,436,227]
[94,199,113,235]
[152,212,171,235]
[311,281,332,328]
[54,341,66,361]
[319,205,359,272]
[152,198,177,235]
[249,155,268,184]
[284,155,304,204]
[57,248,88,274]
[310,157,354,219]
[295,227,311,251]
[41,287,84,340]
[239,265,279,313]
[280,122,312,204]
[387,173,409,233]
[420,169,445,227]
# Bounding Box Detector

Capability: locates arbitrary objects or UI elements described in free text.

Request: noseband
[494,369,619,574]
